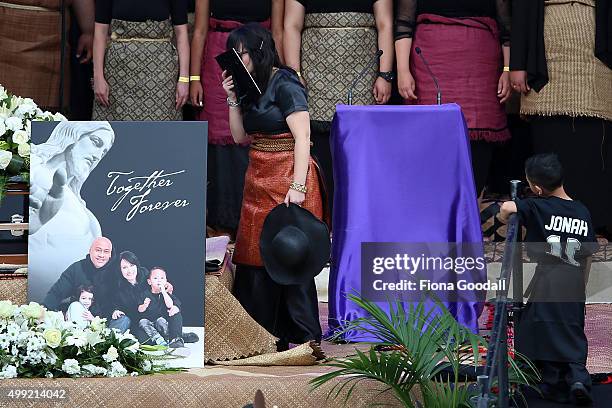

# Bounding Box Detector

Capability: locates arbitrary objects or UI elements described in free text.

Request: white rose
[103,345,119,362]
[0,85,7,100]
[15,103,36,118]
[61,359,81,375]
[20,302,44,320]
[0,121,5,137]
[0,150,12,170]
[17,143,30,157]
[0,300,16,319]
[12,129,29,145]
[4,116,23,131]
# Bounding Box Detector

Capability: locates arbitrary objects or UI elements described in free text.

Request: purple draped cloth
[328,104,484,341]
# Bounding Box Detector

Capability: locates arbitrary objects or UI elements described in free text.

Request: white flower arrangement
[0,84,67,199]
[0,301,181,379]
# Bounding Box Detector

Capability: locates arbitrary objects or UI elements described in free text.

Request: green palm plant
[311,294,538,407]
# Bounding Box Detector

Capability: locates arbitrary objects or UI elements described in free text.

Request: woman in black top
[92,0,190,120]
[189,0,284,241]
[395,0,512,197]
[222,24,325,350]
[108,251,149,334]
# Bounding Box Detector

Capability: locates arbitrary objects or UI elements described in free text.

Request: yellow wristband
[178,76,189,83]
[189,75,201,82]
[503,66,510,72]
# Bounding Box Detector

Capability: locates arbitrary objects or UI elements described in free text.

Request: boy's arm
[160,287,174,309]
[138,296,150,313]
[497,201,518,224]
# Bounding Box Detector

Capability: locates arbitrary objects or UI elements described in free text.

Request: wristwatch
[377,71,395,83]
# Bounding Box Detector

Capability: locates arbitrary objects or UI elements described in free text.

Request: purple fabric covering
[327,104,484,341]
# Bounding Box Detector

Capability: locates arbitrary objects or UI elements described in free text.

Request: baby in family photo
[138,267,185,348]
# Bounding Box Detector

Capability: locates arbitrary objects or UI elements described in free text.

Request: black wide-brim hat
[260,203,330,285]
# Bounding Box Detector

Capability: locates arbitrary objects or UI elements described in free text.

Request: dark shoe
[570,382,593,406]
[276,340,289,352]
[181,331,199,343]
[169,337,185,348]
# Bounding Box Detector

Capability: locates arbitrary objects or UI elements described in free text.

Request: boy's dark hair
[76,285,94,299]
[149,266,166,278]
[525,153,564,191]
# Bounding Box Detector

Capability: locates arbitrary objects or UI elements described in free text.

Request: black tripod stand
[476,180,524,407]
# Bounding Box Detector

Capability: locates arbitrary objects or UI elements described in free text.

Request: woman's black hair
[119,251,141,268]
[118,250,146,286]
[226,23,289,98]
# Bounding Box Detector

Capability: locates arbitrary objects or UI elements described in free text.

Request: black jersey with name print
[517,196,597,267]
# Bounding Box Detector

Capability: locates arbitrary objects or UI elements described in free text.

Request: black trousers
[537,360,592,391]
[470,140,495,197]
[234,265,322,347]
[531,116,612,232]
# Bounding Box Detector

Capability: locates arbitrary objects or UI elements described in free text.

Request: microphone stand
[415,47,441,105]
[348,50,383,105]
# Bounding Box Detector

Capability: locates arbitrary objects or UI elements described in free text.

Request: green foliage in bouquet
[311,294,539,407]
[0,84,67,201]
[0,301,184,379]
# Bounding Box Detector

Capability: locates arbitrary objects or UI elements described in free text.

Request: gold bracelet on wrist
[290,181,307,194]
[189,75,201,82]
[503,66,510,72]
[178,76,189,83]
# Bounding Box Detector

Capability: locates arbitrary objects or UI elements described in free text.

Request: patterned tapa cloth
[0,370,406,407]
[0,1,67,110]
[521,0,612,121]
[92,19,182,121]
[301,12,377,122]
[233,134,325,267]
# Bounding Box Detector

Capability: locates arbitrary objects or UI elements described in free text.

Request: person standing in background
[189,0,284,241]
[92,0,190,120]
[283,0,394,219]
[394,0,512,198]
[0,0,94,113]
[510,0,612,242]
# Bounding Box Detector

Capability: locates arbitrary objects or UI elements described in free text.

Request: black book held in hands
[215,48,262,103]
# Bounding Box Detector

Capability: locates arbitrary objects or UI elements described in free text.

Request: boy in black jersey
[499,153,597,406]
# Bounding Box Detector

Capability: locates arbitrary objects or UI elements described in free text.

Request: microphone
[348,50,383,105]
[415,47,441,105]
